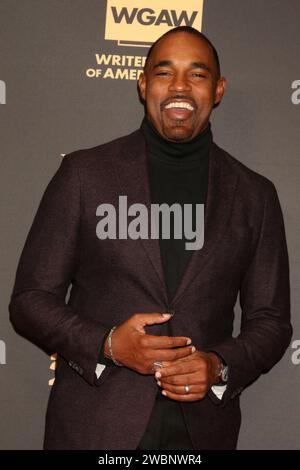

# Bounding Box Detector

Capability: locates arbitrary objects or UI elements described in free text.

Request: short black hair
[144,26,221,79]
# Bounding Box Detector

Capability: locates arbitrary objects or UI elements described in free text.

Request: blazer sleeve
[9,153,109,386]
[209,181,293,406]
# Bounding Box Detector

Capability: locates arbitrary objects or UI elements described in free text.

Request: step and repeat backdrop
[0,0,299,449]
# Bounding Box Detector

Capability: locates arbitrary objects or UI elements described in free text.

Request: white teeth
[165,102,194,111]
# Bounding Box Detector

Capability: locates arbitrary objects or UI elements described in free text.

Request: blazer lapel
[171,143,239,305]
[112,130,239,307]
[111,129,169,305]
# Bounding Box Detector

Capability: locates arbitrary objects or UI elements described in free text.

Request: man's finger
[160,351,197,368]
[135,312,173,326]
[160,390,201,402]
[142,334,192,349]
[165,354,196,364]
[133,312,173,334]
[155,360,197,379]
[150,345,195,363]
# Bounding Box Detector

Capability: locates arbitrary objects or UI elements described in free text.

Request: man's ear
[214,76,227,107]
[138,72,146,102]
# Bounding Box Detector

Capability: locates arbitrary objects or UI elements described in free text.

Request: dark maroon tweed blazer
[9,129,292,450]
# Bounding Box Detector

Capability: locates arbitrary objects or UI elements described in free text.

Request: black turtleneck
[141,115,212,301]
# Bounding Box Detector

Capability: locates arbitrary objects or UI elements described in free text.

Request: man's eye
[156,72,170,76]
[192,73,206,78]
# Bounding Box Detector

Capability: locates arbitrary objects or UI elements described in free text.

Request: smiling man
[10,26,292,450]
[139,28,225,142]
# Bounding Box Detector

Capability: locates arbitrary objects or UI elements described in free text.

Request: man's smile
[162,99,195,120]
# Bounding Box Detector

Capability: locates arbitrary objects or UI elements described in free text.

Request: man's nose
[168,73,191,92]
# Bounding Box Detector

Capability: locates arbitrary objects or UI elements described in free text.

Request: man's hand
[153,351,222,402]
[104,313,195,374]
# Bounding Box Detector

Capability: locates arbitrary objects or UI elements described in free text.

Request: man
[9,26,292,450]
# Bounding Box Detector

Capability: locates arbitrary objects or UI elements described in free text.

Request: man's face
[138,33,226,142]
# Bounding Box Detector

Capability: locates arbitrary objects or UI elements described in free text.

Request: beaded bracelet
[108,326,123,366]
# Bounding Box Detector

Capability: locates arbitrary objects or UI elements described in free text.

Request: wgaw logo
[0,80,6,104]
[105,0,203,47]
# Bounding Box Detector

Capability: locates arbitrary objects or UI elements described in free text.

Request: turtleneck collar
[140,115,213,167]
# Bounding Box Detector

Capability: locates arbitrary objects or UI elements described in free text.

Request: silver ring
[153,361,163,371]
[184,384,190,394]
